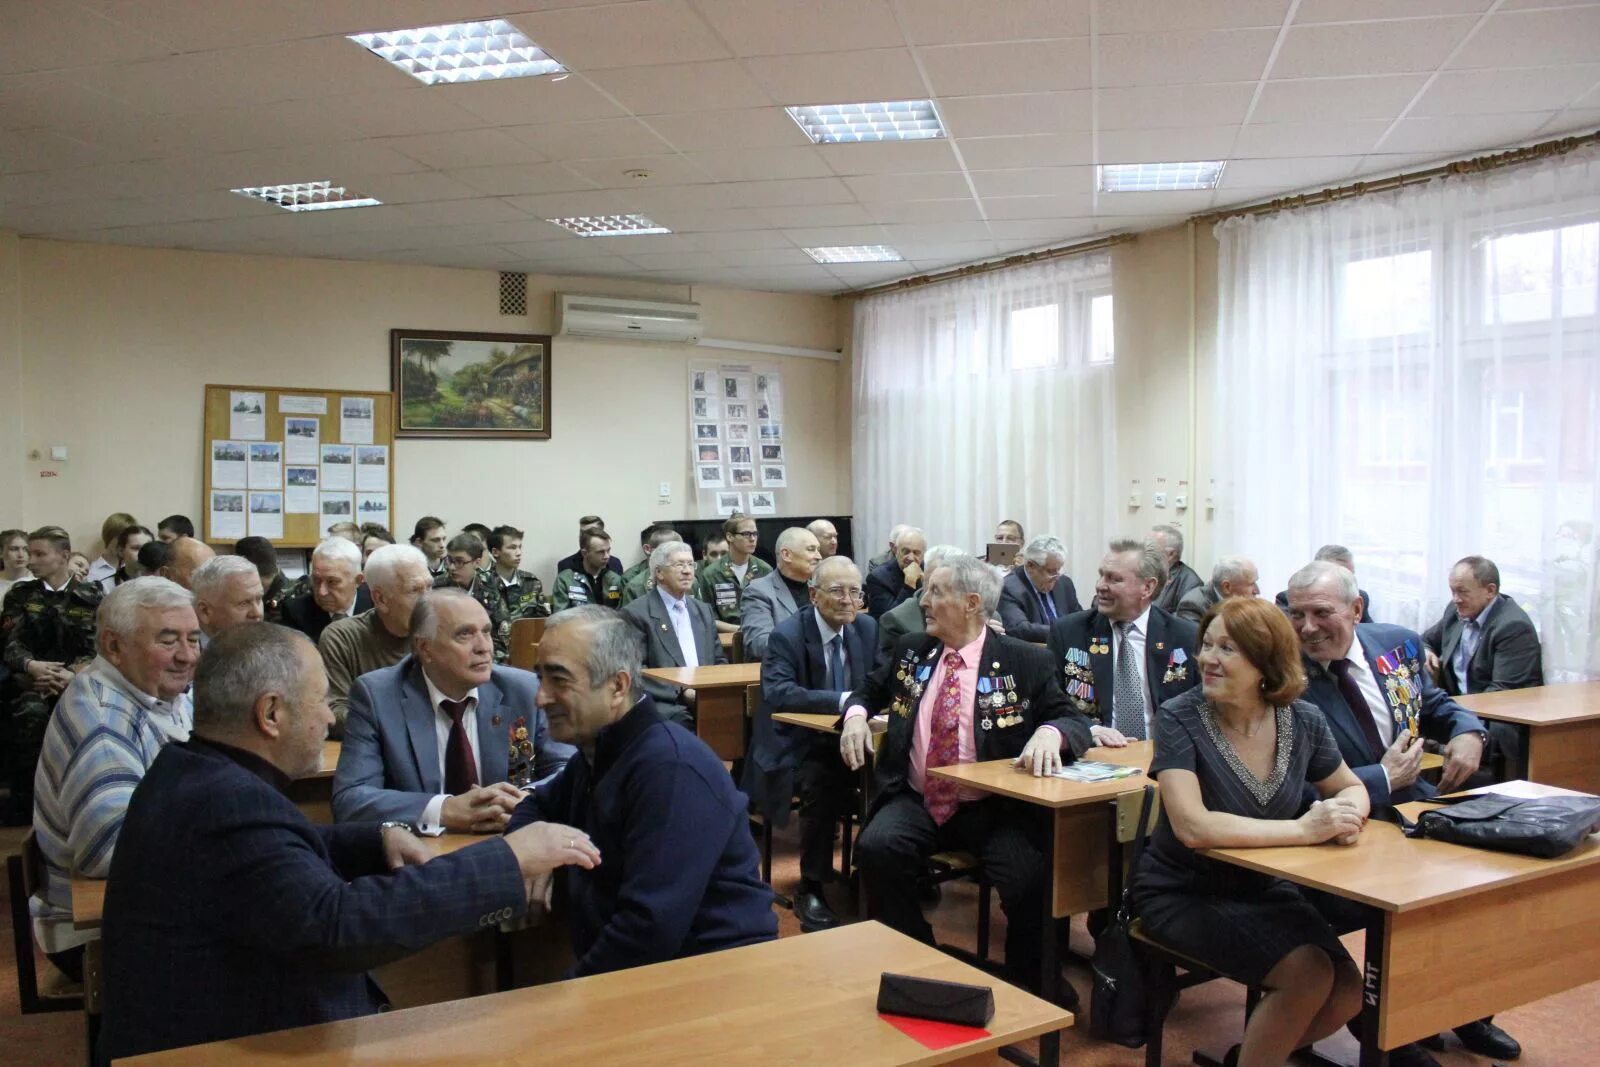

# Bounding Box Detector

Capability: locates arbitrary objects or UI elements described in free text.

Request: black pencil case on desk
[877,972,995,1027]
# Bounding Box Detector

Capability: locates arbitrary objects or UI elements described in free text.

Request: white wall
[9,237,849,578]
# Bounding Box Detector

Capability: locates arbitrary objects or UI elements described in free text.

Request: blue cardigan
[506,696,776,977]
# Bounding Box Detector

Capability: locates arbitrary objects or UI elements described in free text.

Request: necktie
[1455,619,1480,693]
[1112,622,1147,741]
[1329,659,1384,759]
[441,697,478,795]
[922,651,966,826]
[1039,586,1057,623]
[827,635,846,692]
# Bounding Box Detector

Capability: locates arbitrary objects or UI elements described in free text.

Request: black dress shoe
[1454,1018,1521,1060]
[794,888,841,931]
[1385,1042,1442,1067]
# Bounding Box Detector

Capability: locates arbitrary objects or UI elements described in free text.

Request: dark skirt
[1134,879,1353,988]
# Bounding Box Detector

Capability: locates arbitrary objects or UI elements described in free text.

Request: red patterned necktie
[922,650,966,826]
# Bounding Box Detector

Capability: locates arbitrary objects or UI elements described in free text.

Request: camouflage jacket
[433,571,510,661]
[493,569,551,620]
[552,567,624,611]
[263,572,293,625]
[2,578,103,674]
[618,563,655,607]
[693,555,773,625]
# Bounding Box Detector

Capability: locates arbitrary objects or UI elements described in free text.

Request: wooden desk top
[119,922,1072,1066]
[928,742,1152,811]
[643,663,762,689]
[72,833,491,930]
[1456,682,1600,726]
[1203,781,1600,913]
[719,632,735,648]
[771,712,887,736]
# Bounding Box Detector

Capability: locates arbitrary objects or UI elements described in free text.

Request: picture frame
[392,329,552,439]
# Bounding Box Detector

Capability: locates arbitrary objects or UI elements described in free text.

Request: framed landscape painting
[392,329,552,439]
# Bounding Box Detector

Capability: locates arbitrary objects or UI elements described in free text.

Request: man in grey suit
[1175,555,1259,624]
[740,526,821,660]
[1150,523,1202,613]
[332,588,572,830]
[997,535,1082,642]
[622,541,727,726]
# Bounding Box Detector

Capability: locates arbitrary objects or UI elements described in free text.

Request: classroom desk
[118,921,1071,1067]
[285,740,341,823]
[643,662,762,760]
[1457,681,1600,795]
[1204,781,1600,1066]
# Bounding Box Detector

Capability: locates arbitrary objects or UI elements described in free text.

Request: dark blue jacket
[506,696,776,977]
[864,558,915,618]
[100,737,526,1064]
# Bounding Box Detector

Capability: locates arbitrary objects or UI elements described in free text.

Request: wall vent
[498,272,528,316]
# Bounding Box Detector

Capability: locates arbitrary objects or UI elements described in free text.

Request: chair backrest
[729,631,745,664]
[1114,786,1162,846]
[508,617,546,671]
[744,683,761,719]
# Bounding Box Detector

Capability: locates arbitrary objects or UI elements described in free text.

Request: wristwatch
[379,820,418,837]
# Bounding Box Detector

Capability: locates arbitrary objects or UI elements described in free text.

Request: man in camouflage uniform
[487,525,551,621]
[552,529,624,611]
[693,515,772,633]
[432,532,510,662]
[1,527,102,823]
[619,525,681,607]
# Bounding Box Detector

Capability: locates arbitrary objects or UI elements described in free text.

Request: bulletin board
[202,384,396,549]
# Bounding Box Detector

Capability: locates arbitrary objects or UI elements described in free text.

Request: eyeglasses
[732,529,758,538]
[447,556,477,568]
[820,585,865,603]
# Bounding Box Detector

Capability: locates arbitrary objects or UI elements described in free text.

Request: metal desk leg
[1038,811,1061,1067]
[1359,906,1388,1067]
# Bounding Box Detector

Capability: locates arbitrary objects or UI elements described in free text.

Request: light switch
[1174,493,1188,509]
[50,445,67,461]
[1153,492,1167,508]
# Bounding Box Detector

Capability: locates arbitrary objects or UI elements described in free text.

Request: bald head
[162,537,215,590]
[807,519,839,558]
[775,527,821,582]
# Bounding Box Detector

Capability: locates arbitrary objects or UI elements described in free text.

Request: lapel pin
[491,714,501,727]
[1155,642,1165,651]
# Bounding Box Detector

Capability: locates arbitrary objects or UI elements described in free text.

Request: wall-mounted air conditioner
[554,293,702,344]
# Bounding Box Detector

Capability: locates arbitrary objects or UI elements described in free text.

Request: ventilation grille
[499,272,528,316]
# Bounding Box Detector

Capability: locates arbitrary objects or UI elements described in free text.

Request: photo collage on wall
[690,363,785,516]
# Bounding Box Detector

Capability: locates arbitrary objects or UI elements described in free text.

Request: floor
[2,819,1595,1065]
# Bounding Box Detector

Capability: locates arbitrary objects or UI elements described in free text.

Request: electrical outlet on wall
[658,481,671,503]
[1153,492,1167,508]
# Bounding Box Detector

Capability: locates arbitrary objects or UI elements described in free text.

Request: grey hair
[1150,523,1184,558]
[648,540,694,574]
[1288,560,1359,604]
[545,605,645,695]
[806,519,835,538]
[96,576,194,649]
[887,523,909,546]
[934,553,1002,618]
[1313,544,1355,568]
[1212,555,1256,586]
[311,536,361,572]
[896,526,927,546]
[193,622,311,733]
[775,526,813,557]
[190,555,261,604]
[809,555,861,587]
[365,543,429,592]
[410,586,478,643]
[924,544,961,573]
[1108,538,1169,595]
[1022,535,1066,567]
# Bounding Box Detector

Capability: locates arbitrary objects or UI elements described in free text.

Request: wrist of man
[420,794,449,834]
[843,704,868,723]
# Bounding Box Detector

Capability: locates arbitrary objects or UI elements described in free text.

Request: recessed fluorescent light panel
[231,181,381,212]
[1098,161,1225,193]
[348,19,565,85]
[546,214,672,237]
[786,101,945,144]
[804,245,904,264]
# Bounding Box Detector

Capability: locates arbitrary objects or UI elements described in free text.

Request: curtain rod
[837,232,1132,301]
[1192,128,1600,226]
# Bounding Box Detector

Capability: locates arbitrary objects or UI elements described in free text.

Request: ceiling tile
[727,176,857,207]
[1233,120,1390,157]
[1297,0,1493,18]
[1251,75,1428,124]
[897,0,1090,44]
[1377,112,1561,156]
[443,161,598,196]
[868,199,986,224]
[743,48,927,105]
[686,146,835,181]
[0,129,117,174]
[882,221,995,243]
[956,133,1093,169]
[1097,83,1258,129]
[1102,29,1278,88]
[0,2,172,75]
[1451,6,1600,68]
[0,71,149,131]
[819,139,962,175]
[1093,189,1218,214]
[501,190,635,218]
[936,92,1093,138]
[319,88,489,139]
[919,40,1092,96]
[623,249,726,270]
[353,171,490,204]
[622,183,767,212]
[644,107,812,151]
[755,203,879,228]
[843,171,971,201]
[505,117,672,160]
[1214,156,1360,190]
[1412,65,1600,116]
[780,225,894,247]
[979,193,1096,220]
[588,61,774,116]
[969,167,1094,199]
[1270,18,1478,78]
[1097,0,1291,34]
[170,100,361,155]
[515,0,731,69]
[1098,126,1241,163]
[439,76,624,126]
[381,197,537,227]
[714,247,815,267]
[379,128,548,169]
[642,206,784,231]
[693,0,904,55]
[563,154,711,187]
[681,230,795,251]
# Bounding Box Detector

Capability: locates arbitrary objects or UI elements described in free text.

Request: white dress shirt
[658,587,701,669]
[814,608,852,711]
[1111,606,1155,736]
[418,671,483,833]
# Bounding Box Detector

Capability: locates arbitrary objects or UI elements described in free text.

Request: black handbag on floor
[1402,792,1600,859]
[1089,785,1156,1048]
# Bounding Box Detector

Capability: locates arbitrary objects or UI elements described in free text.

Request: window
[1482,221,1598,324]
[1008,303,1060,369]
[1339,249,1432,341]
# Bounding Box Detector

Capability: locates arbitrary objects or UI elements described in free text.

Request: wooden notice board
[202,384,396,549]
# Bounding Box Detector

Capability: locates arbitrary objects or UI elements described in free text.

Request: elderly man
[993,519,1025,546]
[865,526,926,618]
[234,536,290,623]
[1149,524,1202,614]
[875,543,960,669]
[30,577,198,982]
[745,556,876,931]
[1287,560,1514,1065]
[844,555,1093,999]
[433,532,509,661]
[100,623,597,1063]
[623,541,727,726]
[553,528,625,611]
[807,518,839,559]
[333,587,571,828]
[998,535,1082,642]
[1175,555,1259,624]
[1046,539,1201,747]
[867,523,908,572]
[1276,544,1374,623]
[319,544,432,734]
[507,606,776,977]
[740,526,821,660]
[619,525,681,606]
[190,555,265,644]
[158,535,214,591]
[694,515,773,632]
[282,538,372,644]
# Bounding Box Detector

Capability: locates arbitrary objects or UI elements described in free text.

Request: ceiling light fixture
[348,19,565,85]
[804,245,904,264]
[1098,161,1225,193]
[547,214,672,237]
[231,181,382,212]
[785,101,946,144]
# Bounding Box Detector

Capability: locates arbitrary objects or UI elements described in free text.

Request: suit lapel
[647,593,687,667]
[1144,611,1169,699]
[845,619,873,690]
[773,575,797,617]
[1440,613,1464,683]
[974,630,1004,736]
[1089,612,1114,708]
[1357,629,1406,739]
[475,682,508,785]
[402,661,443,793]
[800,610,827,686]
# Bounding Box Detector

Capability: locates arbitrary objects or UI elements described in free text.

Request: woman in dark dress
[1132,596,1369,1067]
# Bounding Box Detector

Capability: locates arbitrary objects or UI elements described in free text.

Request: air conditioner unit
[554,293,702,344]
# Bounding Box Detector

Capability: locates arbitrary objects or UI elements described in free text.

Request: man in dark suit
[1150,524,1202,614]
[864,526,925,617]
[1274,543,1374,622]
[1046,539,1201,747]
[740,525,821,661]
[333,589,573,827]
[622,540,727,726]
[745,556,877,931]
[1174,554,1258,624]
[843,554,1093,997]
[1287,559,1515,1065]
[998,535,1082,642]
[98,623,599,1064]
[281,537,373,644]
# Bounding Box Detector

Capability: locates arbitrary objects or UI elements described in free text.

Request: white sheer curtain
[1215,145,1600,680]
[851,253,1116,575]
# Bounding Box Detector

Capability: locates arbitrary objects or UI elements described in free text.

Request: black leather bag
[1089,785,1156,1048]
[1403,793,1600,859]
[876,972,995,1028]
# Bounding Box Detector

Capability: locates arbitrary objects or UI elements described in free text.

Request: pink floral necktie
[922,651,966,825]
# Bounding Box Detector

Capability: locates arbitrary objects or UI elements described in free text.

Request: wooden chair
[922,851,993,963]
[508,617,546,671]
[7,831,85,1014]
[729,631,745,664]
